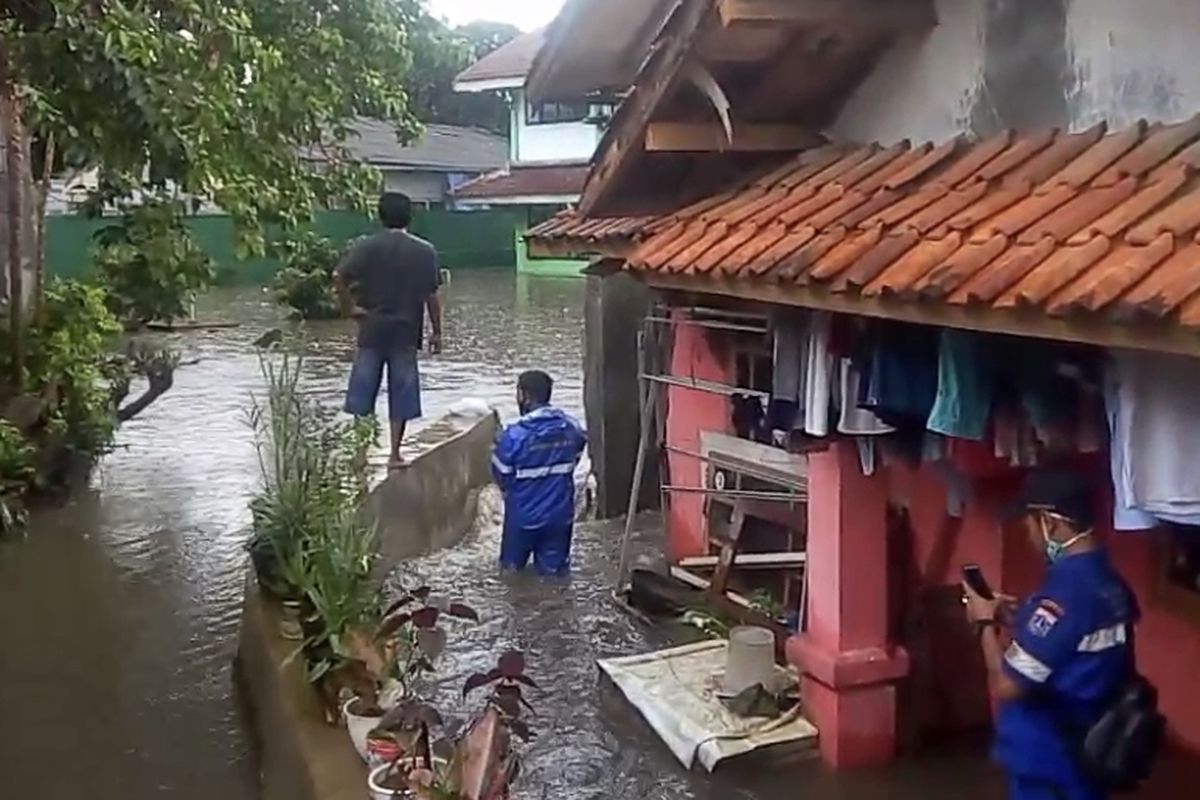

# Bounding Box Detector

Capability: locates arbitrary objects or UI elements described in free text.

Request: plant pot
[344,697,384,762]
[279,599,305,641]
[367,757,449,800]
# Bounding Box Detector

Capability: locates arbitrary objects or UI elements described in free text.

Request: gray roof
[328,119,509,173]
[455,29,546,87]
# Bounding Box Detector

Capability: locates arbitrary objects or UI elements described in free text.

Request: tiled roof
[341,119,507,172]
[527,210,667,253]
[454,162,590,200]
[627,118,1200,329]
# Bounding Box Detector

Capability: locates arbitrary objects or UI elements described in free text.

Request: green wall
[46,208,529,285]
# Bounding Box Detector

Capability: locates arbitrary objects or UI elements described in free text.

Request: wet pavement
[0,270,1190,799]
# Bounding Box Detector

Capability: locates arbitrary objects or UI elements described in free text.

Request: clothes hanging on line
[770,309,835,438]
[1106,350,1200,530]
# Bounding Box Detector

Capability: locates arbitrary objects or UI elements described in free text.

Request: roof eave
[640,271,1200,359]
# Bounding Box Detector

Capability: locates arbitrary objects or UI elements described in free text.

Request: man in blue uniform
[964,471,1138,800]
[491,371,586,576]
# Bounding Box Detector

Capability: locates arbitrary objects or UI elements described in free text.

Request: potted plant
[366,699,452,799]
[341,585,478,760]
[457,651,538,800]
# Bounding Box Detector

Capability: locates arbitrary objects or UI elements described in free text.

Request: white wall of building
[510,89,603,164]
[832,0,1200,144]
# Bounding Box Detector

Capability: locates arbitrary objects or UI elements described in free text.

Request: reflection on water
[0,271,1012,800]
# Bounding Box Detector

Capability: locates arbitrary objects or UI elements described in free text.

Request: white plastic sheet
[597,640,818,772]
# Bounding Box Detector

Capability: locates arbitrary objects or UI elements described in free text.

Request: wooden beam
[645,121,823,152]
[525,237,634,261]
[717,0,937,32]
[579,0,713,216]
[640,271,1200,360]
[678,552,808,570]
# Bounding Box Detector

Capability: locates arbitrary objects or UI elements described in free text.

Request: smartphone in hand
[962,564,995,600]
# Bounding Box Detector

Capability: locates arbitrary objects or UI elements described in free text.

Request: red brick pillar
[787,441,911,768]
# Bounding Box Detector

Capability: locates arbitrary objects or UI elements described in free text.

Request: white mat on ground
[597,640,818,772]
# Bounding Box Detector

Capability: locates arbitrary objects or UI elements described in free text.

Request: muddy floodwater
[0,271,1010,799]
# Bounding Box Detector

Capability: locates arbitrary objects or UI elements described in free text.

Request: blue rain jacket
[491,406,587,564]
[994,550,1138,798]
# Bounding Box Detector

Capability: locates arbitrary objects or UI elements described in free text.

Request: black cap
[1003,469,1095,530]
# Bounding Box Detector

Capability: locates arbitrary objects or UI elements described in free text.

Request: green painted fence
[46,207,529,286]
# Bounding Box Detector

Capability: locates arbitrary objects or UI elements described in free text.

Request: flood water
[0,270,1018,799]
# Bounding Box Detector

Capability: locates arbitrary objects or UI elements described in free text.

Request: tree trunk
[0,67,34,382]
[33,133,54,320]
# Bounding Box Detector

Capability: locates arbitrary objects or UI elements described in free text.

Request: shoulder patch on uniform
[1038,598,1066,617]
[1028,602,1062,638]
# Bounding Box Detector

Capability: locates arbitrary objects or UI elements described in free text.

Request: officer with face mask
[963,471,1139,800]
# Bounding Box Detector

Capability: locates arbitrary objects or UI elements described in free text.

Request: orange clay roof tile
[935,129,1014,188]
[830,230,922,293]
[774,227,850,282]
[908,234,1009,300]
[1097,116,1200,185]
[862,233,965,298]
[1070,167,1190,243]
[566,118,1200,336]
[948,236,1058,306]
[808,226,885,282]
[1045,234,1175,315]
[1017,177,1139,244]
[1112,243,1200,320]
[996,236,1114,309]
[976,129,1057,181]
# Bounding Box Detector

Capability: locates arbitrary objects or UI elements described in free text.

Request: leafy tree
[271,232,346,321]
[407,17,521,134]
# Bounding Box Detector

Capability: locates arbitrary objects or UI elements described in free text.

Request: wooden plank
[700,430,808,490]
[670,565,755,608]
[708,503,747,603]
[717,0,938,32]
[645,122,822,153]
[679,552,807,570]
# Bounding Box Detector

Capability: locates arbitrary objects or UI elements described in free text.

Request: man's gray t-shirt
[337,230,440,351]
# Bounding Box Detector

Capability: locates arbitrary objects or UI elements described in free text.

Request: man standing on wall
[491,371,587,576]
[334,192,443,468]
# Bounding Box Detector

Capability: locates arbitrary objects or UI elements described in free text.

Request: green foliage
[6,0,425,254]
[246,346,381,673]
[406,18,521,134]
[270,232,345,321]
[24,280,124,463]
[93,198,216,326]
[0,420,35,486]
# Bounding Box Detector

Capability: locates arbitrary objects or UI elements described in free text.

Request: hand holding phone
[962,564,994,600]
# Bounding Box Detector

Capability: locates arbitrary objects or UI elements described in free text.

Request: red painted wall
[663,323,1200,751]
[663,317,732,559]
[888,461,1200,752]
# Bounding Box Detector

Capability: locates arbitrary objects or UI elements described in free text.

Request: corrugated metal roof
[626,118,1200,329]
[306,119,508,173]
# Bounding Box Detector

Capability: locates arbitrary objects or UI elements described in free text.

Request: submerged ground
[10,271,1188,799]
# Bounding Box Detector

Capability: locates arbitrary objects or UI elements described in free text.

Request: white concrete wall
[832,0,1200,144]
[511,89,602,163]
[834,0,986,144]
[1066,0,1200,130]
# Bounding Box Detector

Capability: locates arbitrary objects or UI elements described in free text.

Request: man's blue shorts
[344,346,422,423]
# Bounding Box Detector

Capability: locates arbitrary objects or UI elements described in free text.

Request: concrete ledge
[787,635,912,691]
[236,411,500,800]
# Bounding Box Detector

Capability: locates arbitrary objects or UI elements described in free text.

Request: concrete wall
[833,0,1200,144]
[510,89,602,164]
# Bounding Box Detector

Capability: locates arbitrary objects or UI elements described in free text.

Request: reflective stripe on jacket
[491,406,587,530]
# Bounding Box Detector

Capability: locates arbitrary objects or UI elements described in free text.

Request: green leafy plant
[93,198,216,328]
[23,279,123,465]
[270,232,345,321]
[0,420,35,487]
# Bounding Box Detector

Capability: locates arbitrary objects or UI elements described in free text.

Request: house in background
[452,27,616,276]
[316,118,508,206]
[44,120,517,282]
